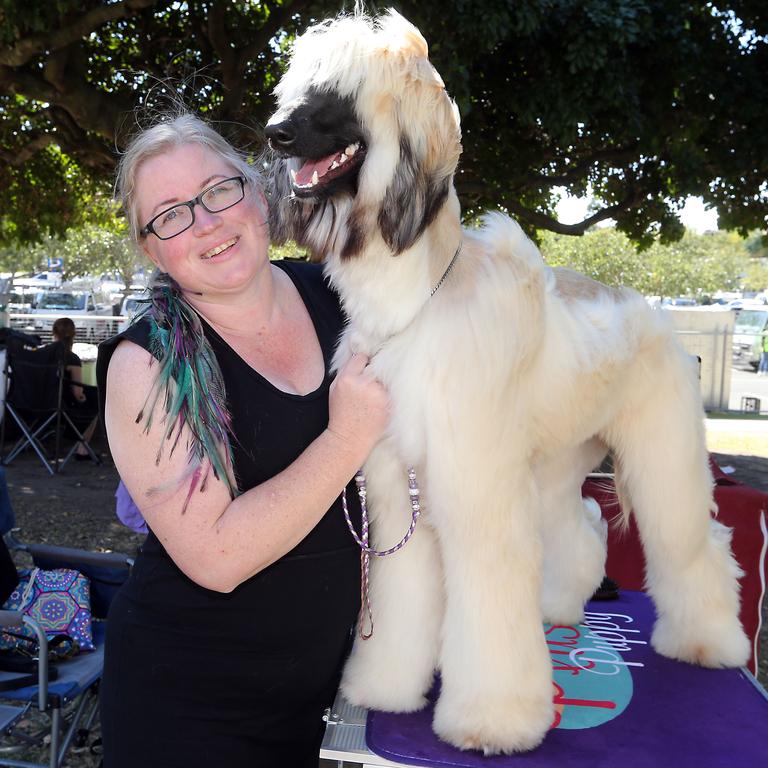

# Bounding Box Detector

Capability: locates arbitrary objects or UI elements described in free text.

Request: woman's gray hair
[116,112,264,243]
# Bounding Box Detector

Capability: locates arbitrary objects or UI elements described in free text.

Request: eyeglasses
[140,176,247,240]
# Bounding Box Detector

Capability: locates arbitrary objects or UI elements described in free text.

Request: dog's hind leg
[340,440,444,712]
[430,450,554,754]
[536,438,609,625]
[603,341,749,668]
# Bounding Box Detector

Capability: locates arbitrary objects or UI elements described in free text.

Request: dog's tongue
[295,153,338,186]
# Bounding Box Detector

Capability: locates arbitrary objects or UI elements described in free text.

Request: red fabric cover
[583,458,767,676]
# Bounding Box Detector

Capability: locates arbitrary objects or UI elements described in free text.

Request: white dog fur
[266,9,750,754]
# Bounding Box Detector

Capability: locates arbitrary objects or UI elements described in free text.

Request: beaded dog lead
[340,242,458,638]
[342,467,421,639]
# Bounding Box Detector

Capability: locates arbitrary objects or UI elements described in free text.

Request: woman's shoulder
[98,315,154,359]
[96,316,157,426]
[273,258,343,324]
[96,316,155,391]
[274,258,327,290]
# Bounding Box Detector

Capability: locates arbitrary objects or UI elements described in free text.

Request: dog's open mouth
[290,142,366,197]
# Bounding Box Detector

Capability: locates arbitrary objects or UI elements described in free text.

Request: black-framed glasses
[140,176,247,240]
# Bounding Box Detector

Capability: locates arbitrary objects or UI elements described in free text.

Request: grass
[706,411,768,421]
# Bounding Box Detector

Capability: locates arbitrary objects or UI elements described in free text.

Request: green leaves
[0,0,765,250]
[541,227,754,298]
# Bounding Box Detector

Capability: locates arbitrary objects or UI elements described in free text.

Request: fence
[6,313,128,345]
[0,315,747,413]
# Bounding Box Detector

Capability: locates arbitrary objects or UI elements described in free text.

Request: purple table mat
[366,590,767,767]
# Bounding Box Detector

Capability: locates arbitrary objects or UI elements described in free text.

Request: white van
[30,291,99,339]
[732,308,768,369]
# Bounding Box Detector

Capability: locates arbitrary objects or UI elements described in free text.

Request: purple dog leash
[342,467,421,639]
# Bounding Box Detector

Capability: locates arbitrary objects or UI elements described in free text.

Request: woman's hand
[327,353,390,464]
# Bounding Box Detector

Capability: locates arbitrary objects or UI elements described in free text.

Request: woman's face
[135,143,268,297]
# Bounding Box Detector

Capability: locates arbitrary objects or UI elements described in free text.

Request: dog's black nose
[264,121,296,149]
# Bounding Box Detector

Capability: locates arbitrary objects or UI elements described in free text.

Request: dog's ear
[266,156,294,245]
[377,134,451,255]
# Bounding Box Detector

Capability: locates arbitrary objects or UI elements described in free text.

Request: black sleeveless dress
[97,261,362,767]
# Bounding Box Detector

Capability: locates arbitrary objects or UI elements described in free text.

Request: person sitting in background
[51,318,98,461]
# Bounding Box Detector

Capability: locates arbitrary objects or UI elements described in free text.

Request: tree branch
[46,105,118,171]
[0,0,164,67]
[0,133,56,166]
[239,0,313,64]
[37,44,136,142]
[222,0,313,116]
[0,65,59,104]
[503,191,643,236]
[206,2,237,82]
[527,144,641,189]
[0,0,163,67]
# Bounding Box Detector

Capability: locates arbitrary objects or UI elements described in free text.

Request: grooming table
[320,591,768,768]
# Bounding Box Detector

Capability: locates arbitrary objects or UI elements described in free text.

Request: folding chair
[0,466,133,768]
[1,340,100,474]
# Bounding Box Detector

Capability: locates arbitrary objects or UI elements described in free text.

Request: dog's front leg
[431,462,554,754]
[340,440,444,712]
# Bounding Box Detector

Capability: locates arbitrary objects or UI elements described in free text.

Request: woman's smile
[201,236,240,260]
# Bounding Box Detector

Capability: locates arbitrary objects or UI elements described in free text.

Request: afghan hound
[265,9,749,755]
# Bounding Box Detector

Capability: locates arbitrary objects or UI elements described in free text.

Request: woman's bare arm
[67,364,86,402]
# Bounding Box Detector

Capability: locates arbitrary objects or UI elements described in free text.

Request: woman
[51,317,98,460]
[97,113,389,767]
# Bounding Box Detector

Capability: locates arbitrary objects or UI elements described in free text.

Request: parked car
[732,307,768,370]
[28,291,103,340]
[661,297,698,307]
[117,292,150,332]
[13,271,62,290]
[95,272,126,295]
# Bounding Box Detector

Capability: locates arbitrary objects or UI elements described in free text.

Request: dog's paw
[340,654,429,713]
[651,614,750,668]
[540,592,586,627]
[432,690,553,755]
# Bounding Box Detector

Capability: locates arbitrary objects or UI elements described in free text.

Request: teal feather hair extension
[136,273,239,508]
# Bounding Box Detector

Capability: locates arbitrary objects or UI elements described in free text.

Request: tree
[27,212,151,292]
[742,261,768,293]
[0,0,766,248]
[745,231,768,260]
[541,227,749,298]
[0,242,40,279]
[539,226,647,287]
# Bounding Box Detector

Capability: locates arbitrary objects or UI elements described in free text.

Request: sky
[555,192,719,233]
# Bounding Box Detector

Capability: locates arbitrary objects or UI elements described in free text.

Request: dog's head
[265,9,462,261]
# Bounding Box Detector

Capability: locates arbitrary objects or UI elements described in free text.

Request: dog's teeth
[290,169,297,182]
[311,170,319,185]
[330,161,339,170]
[339,153,348,164]
[346,144,357,156]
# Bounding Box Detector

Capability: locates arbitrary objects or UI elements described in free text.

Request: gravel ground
[1,431,766,766]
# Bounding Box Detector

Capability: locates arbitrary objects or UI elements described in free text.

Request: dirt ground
[2,428,766,766]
